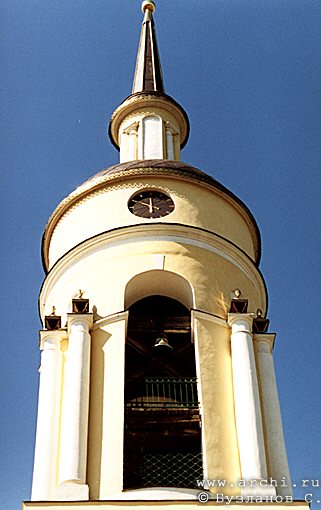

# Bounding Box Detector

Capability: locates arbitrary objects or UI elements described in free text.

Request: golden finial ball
[234,288,242,299]
[142,1,155,14]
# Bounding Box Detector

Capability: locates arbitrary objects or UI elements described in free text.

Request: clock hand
[139,201,154,208]
[135,200,160,211]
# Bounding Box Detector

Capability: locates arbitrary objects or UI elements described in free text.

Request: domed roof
[77,159,229,192]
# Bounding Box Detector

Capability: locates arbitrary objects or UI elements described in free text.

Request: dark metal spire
[132,1,164,94]
[109,1,189,152]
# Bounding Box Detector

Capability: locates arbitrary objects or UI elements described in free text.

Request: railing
[125,451,203,489]
[125,376,199,408]
[143,452,203,488]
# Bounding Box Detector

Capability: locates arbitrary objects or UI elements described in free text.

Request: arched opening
[124,270,194,311]
[123,295,202,490]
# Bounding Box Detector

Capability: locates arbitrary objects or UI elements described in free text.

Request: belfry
[24,2,308,510]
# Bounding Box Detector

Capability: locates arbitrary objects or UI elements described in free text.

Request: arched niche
[124,270,194,311]
[141,115,163,159]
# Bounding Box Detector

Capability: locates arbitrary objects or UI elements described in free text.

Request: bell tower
[24,2,308,510]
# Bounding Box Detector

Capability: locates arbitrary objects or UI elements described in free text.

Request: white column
[254,334,293,497]
[128,127,137,161]
[31,331,61,501]
[228,314,275,495]
[57,314,93,501]
[165,127,174,160]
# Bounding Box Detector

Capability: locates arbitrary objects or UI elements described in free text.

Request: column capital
[253,333,276,353]
[67,313,93,333]
[228,313,255,331]
[39,329,66,350]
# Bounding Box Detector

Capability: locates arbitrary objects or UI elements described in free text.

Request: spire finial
[108,0,189,154]
[142,1,155,14]
[132,0,164,93]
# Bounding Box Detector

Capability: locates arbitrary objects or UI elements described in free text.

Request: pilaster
[192,310,241,492]
[98,311,128,498]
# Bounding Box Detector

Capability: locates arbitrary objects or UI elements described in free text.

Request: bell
[153,334,173,350]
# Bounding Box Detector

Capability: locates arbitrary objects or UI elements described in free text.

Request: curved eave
[108,91,190,150]
[41,160,261,272]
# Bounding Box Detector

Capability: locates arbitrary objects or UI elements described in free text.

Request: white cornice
[191,309,229,329]
[109,94,188,148]
[92,311,129,331]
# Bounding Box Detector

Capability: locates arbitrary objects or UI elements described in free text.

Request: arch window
[123,295,202,490]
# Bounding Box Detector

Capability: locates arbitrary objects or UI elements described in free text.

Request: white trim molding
[40,223,267,322]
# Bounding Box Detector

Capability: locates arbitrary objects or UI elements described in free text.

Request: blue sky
[1,1,320,508]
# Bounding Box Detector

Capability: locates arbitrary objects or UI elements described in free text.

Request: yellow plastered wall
[47,176,257,268]
[40,238,266,325]
[40,229,267,497]
[193,314,240,494]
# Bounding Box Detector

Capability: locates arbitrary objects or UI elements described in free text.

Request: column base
[240,481,276,497]
[56,483,89,501]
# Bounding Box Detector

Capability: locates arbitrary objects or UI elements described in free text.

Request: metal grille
[141,452,203,488]
[126,377,198,408]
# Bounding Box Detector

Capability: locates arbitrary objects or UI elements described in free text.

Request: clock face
[128,190,175,219]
